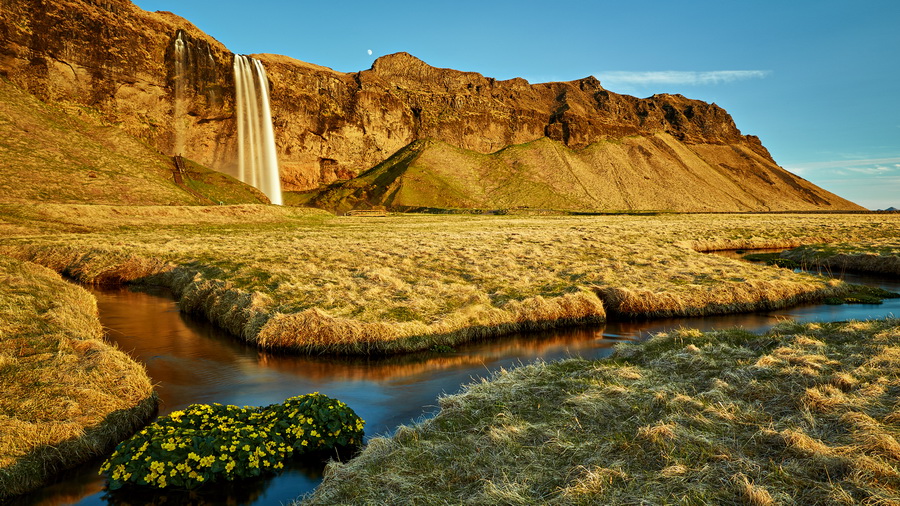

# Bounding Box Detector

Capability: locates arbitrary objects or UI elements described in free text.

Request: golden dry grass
[0,255,156,498]
[1,209,896,354]
[301,319,900,504]
[782,240,900,276]
[0,202,331,236]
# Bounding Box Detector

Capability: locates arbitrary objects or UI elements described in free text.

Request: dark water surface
[16,258,899,505]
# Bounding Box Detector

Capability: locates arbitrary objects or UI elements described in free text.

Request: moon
[367,49,373,55]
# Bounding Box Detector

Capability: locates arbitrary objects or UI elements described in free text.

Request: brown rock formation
[260,51,778,192]
[0,0,865,211]
[0,0,238,170]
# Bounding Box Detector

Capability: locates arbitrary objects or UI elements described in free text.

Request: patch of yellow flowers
[100,393,364,490]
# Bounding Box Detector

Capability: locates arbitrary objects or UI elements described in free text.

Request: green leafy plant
[99,393,364,490]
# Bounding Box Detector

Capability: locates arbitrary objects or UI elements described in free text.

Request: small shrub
[99,393,364,490]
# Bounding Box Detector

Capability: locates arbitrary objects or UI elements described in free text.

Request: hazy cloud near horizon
[784,158,900,210]
[786,157,900,172]
[598,70,772,86]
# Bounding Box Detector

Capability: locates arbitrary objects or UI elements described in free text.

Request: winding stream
[15,256,900,505]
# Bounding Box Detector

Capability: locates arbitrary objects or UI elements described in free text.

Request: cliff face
[0,0,238,170]
[260,51,776,191]
[0,0,864,211]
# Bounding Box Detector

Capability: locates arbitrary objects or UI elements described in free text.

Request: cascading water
[233,55,283,205]
[172,30,187,155]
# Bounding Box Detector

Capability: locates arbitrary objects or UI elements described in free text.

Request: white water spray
[173,31,187,155]
[233,55,282,205]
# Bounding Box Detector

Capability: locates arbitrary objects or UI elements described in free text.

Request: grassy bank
[1,208,897,354]
[301,318,900,504]
[782,241,900,276]
[0,256,157,498]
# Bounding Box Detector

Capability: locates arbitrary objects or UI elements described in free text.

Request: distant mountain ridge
[0,0,866,211]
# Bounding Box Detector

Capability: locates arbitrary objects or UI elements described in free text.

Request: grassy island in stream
[300,318,900,504]
[1,207,898,355]
[781,241,900,277]
[0,255,156,499]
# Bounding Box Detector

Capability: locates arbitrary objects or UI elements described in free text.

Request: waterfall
[233,55,283,205]
[172,30,187,156]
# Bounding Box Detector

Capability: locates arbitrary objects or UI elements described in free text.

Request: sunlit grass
[301,319,900,504]
[1,209,897,354]
[783,240,900,276]
[0,256,156,498]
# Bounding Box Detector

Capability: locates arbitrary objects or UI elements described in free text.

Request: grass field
[0,255,157,498]
[0,206,897,499]
[1,207,897,355]
[300,318,900,504]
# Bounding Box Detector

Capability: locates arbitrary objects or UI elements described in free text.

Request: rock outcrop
[0,0,865,210]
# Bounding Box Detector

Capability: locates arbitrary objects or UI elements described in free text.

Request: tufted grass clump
[0,256,156,498]
[301,319,900,504]
[100,393,364,490]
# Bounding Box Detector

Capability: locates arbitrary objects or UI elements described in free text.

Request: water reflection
[18,259,899,505]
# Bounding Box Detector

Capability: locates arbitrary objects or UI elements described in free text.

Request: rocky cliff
[0,0,238,171]
[0,0,865,211]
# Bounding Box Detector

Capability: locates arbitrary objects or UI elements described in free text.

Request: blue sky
[134,0,900,209]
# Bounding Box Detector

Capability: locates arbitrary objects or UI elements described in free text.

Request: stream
[14,255,900,505]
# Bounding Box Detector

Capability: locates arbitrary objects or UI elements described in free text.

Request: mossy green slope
[0,78,263,206]
[305,135,863,213]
